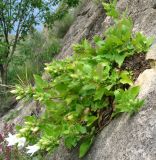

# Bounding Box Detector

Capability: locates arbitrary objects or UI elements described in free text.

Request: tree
[0,0,80,85]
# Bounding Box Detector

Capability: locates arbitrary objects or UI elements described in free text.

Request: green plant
[9,0,152,158]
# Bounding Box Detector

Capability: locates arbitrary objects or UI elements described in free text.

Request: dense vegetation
[0,0,81,85]
[5,0,153,159]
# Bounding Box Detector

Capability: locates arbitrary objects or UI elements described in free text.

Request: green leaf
[65,136,78,149]
[44,100,57,110]
[83,64,92,74]
[24,116,36,123]
[132,32,154,52]
[76,125,87,134]
[79,137,93,158]
[34,75,47,88]
[113,86,143,116]
[114,54,126,67]
[80,84,96,96]
[15,125,22,131]
[128,86,140,98]
[94,86,107,100]
[120,71,133,86]
[85,116,98,127]
[55,82,67,91]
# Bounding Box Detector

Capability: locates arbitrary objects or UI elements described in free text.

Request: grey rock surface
[120,0,156,37]
[0,100,40,132]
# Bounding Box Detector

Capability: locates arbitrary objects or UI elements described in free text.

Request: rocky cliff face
[56,0,106,59]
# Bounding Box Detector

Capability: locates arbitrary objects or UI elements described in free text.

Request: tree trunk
[0,64,8,85]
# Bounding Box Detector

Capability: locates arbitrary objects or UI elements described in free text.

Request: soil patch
[122,53,151,81]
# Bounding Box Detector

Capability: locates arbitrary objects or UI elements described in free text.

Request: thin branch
[0,10,9,45]
[11,0,24,28]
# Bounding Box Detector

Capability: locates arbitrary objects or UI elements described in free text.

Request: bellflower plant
[10,0,153,158]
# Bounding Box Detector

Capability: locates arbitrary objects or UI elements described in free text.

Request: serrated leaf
[80,84,96,96]
[103,0,119,19]
[114,54,126,67]
[114,86,142,116]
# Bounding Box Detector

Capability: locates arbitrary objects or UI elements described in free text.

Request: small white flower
[17,137,26,148]
[5,133,19,146]
[5,133,26,148]
[26,144,40,156]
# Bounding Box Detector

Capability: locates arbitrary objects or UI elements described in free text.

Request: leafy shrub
[9,0,152,158]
